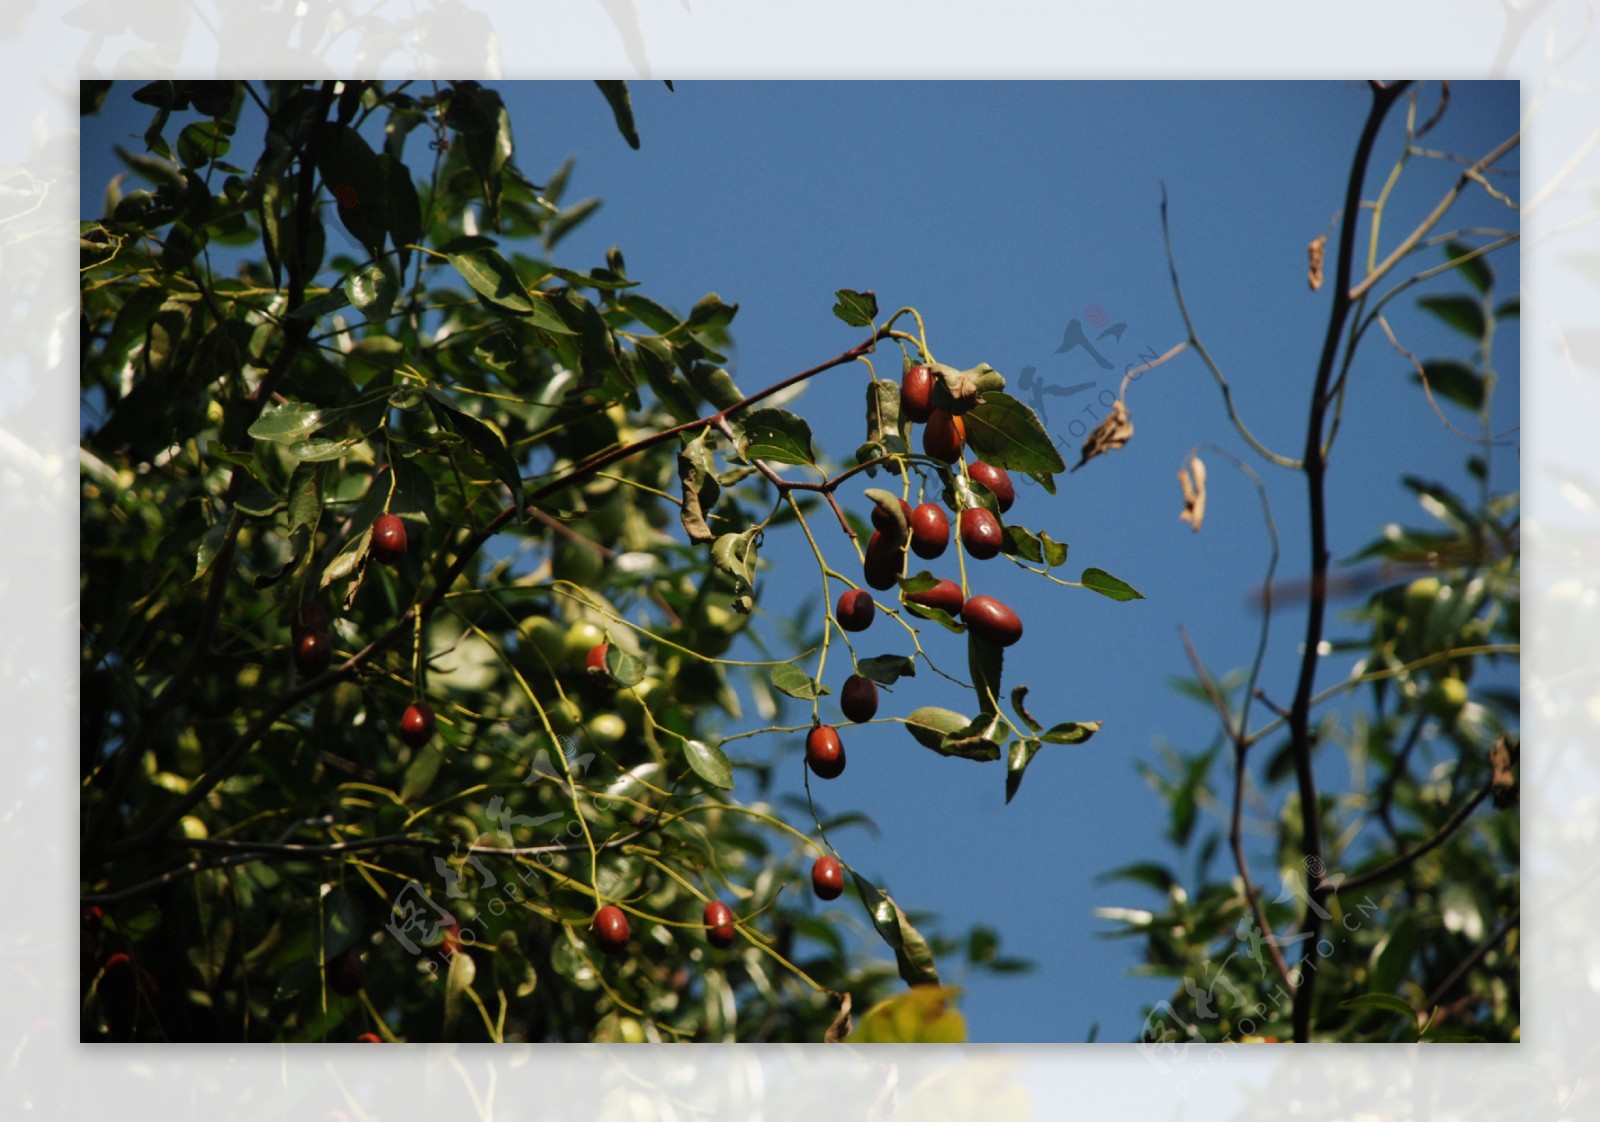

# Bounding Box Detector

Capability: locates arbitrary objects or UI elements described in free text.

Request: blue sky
[82,79,1520,1044]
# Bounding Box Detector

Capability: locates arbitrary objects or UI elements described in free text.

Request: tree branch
[1289,79,1410,1043]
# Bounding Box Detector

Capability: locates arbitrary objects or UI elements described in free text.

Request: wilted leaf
[1072,399,1133,472]
[1179,455,1207,532]
[677,432,720,543]
[1308,232,1326,291]
[848,986,965,1043]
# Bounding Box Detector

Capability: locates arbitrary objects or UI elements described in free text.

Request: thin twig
[1423,908,1518,1010]
[1330,779,1494,894]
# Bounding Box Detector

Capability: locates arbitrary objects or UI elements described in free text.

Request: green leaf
[968,632,1004,716]
[1411,359,1484,411]
[383,153,422,273]
[1005,738,1042,804]
[285,462,322,536]
[289,435,366,463]
[1444,240,1493,295]
[1494,297,1519,320]
[962,391,1066,475]
[593,80,641,149]
[683,739,734,790]
[710,528,759,586]
[286,287,351,322]
[446,83,513,226]
[1001,524,1044,564]
[1342,992,1418,1021]
[1093,861,1178,893]
[248,400,334,443]
[850,871,941,987]
[599,647,645,689]
[685,292,739,334]
[736,408,817,466]
[685,362,744,411]
[315,123,389,258]
[448,246,570,332]
[493,930,539,1000]
[1081,567,1144,602]
[1369,913,1420,996]
[425,390,524,509]
[832,288,879,327]
[904,707,972,751]
[770,664,829,700]
[1417,294,1486,340]
[1009,685,1042,733]
[1039,720,1101,745]
[856,654,916,686]
[344,263,396,323]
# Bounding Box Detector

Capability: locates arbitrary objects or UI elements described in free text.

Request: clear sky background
[81,79,1521,1046]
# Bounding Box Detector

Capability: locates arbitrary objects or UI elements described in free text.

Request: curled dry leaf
[1178,455,1207,533]
[1308,233,1327,292]
[1490,733,1518,809]
[824,991,853,1043]
[1071,399,1133,473]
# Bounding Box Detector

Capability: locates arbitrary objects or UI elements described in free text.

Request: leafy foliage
[79,80,1126,1043]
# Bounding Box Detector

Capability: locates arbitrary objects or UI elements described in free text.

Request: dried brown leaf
[1490,733,1518,809]
[1071,399,1133,473]
[1179,455,1207,533]
[1308,233,1327,292]
[824,991,853,1043]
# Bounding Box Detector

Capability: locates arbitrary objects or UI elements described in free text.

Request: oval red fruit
[909,503,950,559]
[806,724,845,779]
[922,409,965,463]
[811,855,845,900]
[968,460,1015,512]
[960,507,1004,560]
[703,900,736,949]
[371,514,408,565]
[863,531,905,591]
[961,594,1024,647]
[357,1032,384,1043]
[905,578,965,616]
[399,701,435,748]
[293,629,332,676]
[593,904,631,955]
[901,364,936,424]
[836,588,876,632]
[840,674,879,723]
[328,949,365,996]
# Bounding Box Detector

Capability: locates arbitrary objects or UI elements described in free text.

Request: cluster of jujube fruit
[807,362,1025,785]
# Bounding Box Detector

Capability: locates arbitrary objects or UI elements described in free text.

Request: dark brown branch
[1288,79,1410,1043]
[84,825,656,906]
[1423,907,1518,1011]
[1330,779,1494,894]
